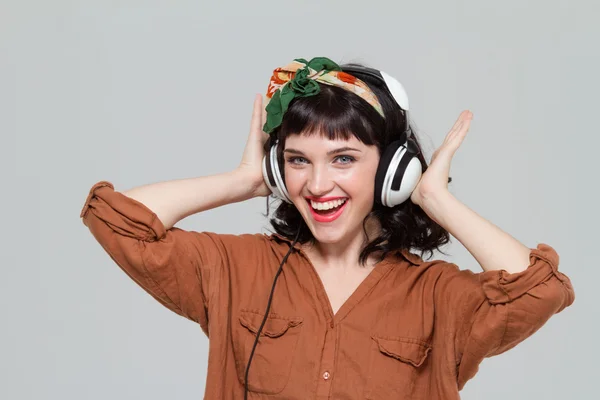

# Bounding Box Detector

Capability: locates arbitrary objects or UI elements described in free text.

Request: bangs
[276,83,385,146]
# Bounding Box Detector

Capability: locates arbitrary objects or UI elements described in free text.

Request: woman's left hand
[410,110,473,207]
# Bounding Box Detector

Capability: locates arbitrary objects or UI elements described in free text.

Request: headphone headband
[341,64,412,141]
[340,65,410,112]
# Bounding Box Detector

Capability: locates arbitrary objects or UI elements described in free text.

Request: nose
[306,164,335,196]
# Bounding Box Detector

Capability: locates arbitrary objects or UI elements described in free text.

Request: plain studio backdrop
[2,0,598,399]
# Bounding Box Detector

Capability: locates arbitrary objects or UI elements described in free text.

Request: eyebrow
[284,147,362,156]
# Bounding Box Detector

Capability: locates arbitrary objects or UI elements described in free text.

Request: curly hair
[262,62,451,265]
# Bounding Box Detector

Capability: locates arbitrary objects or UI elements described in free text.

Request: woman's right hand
[237,94,272,198]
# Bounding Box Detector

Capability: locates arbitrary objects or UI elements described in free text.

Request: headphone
[261,65,423,208]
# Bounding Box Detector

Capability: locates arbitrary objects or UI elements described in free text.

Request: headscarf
[263,57,384,134]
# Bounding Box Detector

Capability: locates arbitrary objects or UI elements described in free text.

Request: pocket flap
[239,310,303,338]
[372,336,431,367]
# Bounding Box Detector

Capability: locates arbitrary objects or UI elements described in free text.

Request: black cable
[244,226,302,399]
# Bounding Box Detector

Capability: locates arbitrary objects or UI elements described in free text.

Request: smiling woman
[80,56,574,400]
[263,72,448,265]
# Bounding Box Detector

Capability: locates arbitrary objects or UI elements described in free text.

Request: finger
[447,111,467,134]
[259,96,270,142]
[443,118,465,145]
[250,94,265,140]
[441,126,470,161]
[452,113,472,141]
[261,96,267,128]
[444,122,463,144]
[448,110,472,134]
[446,111,473,143]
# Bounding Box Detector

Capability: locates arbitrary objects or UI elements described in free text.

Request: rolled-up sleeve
[80,181,224,334]
[436,244,575,389]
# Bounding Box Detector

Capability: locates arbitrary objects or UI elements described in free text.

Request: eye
[286,156,308,165]
[335,155,356,164]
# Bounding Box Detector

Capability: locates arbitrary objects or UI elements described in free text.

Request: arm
[434,245,574,389]
[121,93,270,230]
[80,95,271,330]
[411,111,532,274]
[423,190,574,388]
[420,190,531,273]
[412,111,574,388]
[122,170,258,231]
[80,179,254,330]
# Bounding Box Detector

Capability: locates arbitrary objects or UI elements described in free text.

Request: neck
[302,217,382,269]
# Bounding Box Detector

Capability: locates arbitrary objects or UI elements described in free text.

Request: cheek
[339,166,377,193]
[283,167,305,194]
[334,177,374,212]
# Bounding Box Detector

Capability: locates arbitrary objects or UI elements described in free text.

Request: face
[283,132,381,246]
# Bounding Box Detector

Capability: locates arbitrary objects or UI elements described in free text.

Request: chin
[308,219,364,246]
[311,230,345,244]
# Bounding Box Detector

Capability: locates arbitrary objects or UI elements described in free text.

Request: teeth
[310,198,347,210]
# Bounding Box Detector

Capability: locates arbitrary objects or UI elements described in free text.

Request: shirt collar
[265,232,422,266]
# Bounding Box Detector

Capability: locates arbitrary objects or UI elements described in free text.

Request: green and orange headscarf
[263,57,384,134]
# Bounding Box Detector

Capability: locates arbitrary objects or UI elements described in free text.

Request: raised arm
[79,95,272,330]
[413,111,575,388]
[121,94,271,229]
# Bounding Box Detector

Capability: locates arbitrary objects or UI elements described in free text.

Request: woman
[80,57,574,399]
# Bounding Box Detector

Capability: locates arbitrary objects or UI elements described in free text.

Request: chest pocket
[232,309,303,395]
[365,335,432,400]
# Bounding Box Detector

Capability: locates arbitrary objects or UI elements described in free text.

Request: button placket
[316,326,336,397]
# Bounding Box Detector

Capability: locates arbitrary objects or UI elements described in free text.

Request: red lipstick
[305,196,347,202]
[306,197,348,223]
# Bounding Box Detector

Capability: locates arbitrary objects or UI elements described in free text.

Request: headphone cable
[244,226,302,399]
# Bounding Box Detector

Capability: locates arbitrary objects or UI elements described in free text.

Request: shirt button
[323,371,330,380]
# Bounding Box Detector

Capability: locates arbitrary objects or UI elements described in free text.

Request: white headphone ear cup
[270,144,292,203]
[262,142,292,203]
[380,142,422,207]
[262,155,279,196]
[374,141,402,205]
[383,157,422,207]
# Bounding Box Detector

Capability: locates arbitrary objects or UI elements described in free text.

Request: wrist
[418,190,456,224]
[231,168,265,200]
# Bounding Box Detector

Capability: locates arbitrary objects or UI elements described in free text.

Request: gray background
[2,0,598,399]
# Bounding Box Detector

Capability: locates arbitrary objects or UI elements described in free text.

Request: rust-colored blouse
[80,181,575,399]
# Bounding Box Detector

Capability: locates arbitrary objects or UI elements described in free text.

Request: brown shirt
[80,181,575,399]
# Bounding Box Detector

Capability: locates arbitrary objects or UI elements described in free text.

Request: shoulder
[391,249,481,289]
[199,231,298,259]
[262,231,302,250]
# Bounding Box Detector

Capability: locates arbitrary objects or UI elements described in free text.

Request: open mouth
[306,198,348,222]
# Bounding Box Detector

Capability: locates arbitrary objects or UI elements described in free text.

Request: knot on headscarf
[263,57,384,134]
